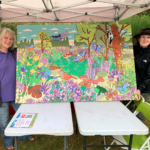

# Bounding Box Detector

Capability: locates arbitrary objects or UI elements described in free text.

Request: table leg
[83,136,86,150]
[128,135,133,150]
[76,119,78,134]
[64,136,67,150]
[14,137,18,150]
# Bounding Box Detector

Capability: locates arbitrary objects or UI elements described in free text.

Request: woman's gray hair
[0,27,16,50]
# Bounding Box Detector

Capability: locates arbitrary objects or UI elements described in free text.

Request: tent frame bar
[2,8,54,21]
[2,1,40,11]
[93,0,149,8]
[1,0,150,22]
[48,0,59,21]
[50,1,92,12]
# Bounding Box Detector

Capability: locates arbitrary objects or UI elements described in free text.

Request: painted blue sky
[17,25,79,41]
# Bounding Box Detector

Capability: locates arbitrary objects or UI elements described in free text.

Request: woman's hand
[136,89,141,101]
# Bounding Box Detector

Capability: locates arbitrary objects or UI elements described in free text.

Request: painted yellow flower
[23,52,26,56]
[33,56,39,61]
[21,59,25,65]
[37,62,43,68]
[30,69,36,74]
[45,64,48,67]
[27,62,31,66]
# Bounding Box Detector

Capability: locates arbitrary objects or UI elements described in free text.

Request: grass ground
[0,99,150,150]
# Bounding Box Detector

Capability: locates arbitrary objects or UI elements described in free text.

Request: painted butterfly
[93,60,101,69]
[43,68,51,78]
[124,44,129,48]
[116,82,129,94]
[91,42,104,52]
[73,51,86,62]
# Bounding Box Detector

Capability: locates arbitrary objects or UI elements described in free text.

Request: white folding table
[5,102,73,150]
[74,101,149,150]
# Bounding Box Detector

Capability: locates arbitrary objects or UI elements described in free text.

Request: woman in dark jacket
[133,28,150,122]
[0,27,34,150]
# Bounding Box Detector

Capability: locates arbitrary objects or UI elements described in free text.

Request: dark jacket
[134,45,150,93]
[0,48,17,107]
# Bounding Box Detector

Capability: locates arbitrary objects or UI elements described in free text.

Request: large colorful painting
[16,24,137,103]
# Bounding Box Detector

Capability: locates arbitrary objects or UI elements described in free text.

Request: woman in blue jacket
[0,27,34,150]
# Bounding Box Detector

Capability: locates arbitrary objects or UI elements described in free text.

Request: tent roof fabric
[1,0,150,22]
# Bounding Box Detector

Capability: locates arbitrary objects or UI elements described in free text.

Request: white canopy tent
[1,0,150,22]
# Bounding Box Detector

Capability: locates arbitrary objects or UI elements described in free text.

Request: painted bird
[42,67,60,81]
[63,52,73,60]
[60,70,76,80]
[106,29,113,46]
[24,44,34,50]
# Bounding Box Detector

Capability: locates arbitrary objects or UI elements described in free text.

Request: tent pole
[42,0,49,12]
[119,0,138,19]
[49,0,59,21]
[93,0,145,8]
[60,13,114,21]
[114,5,120,25]
[2,8,54,21]
[50,1,92,12]
[2,2,40,11]
[64,7,113,14]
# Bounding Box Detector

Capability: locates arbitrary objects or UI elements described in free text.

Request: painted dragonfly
[51,31,68,41]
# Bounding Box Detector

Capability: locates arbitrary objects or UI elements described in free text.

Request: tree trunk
[88,43,91,58]
[41,40,44,53]
[111,24,122,71]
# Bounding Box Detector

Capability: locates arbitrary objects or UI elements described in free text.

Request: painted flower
[60,94,65,99]
[27,62,31,66]
[20,66,26,72]
[85,91,92,97]
[126,92,132,99]
[18,84,25,90]
[36,100,44,103]
[67,80,74,85]
[73,95,80,102]
[30,69,36,74]
[37,62,43,68]
[34,56,39,61]
[26,99,35,103]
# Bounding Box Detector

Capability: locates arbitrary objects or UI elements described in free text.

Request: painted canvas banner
[16,24,138,103]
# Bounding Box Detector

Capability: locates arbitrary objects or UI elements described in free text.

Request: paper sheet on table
[10,113,38,128]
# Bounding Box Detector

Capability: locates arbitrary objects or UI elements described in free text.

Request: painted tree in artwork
[75,24,97,57]
[36,31,52,53]
[95,25,112,60]
[97,24,131,71]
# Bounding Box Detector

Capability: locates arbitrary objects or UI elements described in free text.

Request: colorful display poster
[16,24,137,103]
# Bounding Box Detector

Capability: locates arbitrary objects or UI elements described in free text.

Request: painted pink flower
[26,99,35,103]
[73,96,80,102]
[53,89,59,96]
[126,92,132,99]
[85,91,92,97]
[18,84,25,90]
[115,95,121,101]
[40,57,48,65]
[36,100,44,103]
[16,80,19,84]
